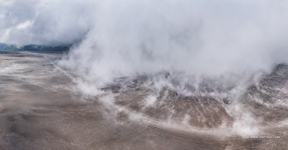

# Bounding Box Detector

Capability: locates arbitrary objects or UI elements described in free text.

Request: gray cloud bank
[2,0,288,82]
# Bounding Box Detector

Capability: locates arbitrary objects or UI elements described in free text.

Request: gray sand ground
[0,51,287,150]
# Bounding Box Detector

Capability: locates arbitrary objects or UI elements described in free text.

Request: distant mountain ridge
[0,43,70,52]
[0,43,18,51]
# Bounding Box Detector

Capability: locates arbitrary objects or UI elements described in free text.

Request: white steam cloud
[3,0,288,137]
[1,0,288,81]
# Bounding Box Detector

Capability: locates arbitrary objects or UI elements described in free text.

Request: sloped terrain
[0,51,288,149]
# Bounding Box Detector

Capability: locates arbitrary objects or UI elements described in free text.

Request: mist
[2,0,288,83]
[3,0,288,140]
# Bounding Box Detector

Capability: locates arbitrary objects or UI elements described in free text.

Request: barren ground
[0,51,287,150]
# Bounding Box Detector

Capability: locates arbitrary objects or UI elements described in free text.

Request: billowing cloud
[1,0,288,82]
